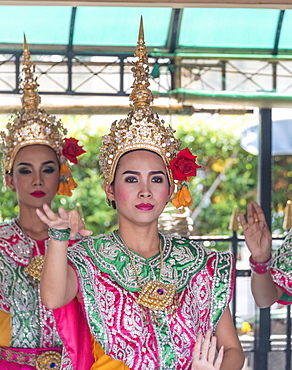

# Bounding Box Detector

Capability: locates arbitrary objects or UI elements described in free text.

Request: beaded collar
[0,218,48,265]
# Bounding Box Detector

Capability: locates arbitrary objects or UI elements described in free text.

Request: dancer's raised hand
[36,203,92,239]
[239,202,272,262]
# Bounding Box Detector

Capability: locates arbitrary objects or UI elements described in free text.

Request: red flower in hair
[62,138,85,164]
[168,148,201,181]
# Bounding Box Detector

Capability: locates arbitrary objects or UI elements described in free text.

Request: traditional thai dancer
[38,19,244,370]
[0,38,85,369]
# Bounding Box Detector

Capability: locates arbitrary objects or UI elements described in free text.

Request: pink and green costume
[59,230,234,370]
[0,219,88,369]
[271,228,292,305]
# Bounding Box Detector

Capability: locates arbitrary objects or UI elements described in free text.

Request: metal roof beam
[67,7,77,93]
[68,7,77,53]
[272,9,285,55]
[168,9,182,53]
[170,88,292,107]
[2,1,292,9]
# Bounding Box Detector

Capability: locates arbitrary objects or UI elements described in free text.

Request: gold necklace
[16,219,45,287]
[119,233,177,315]
[24,255,45,286]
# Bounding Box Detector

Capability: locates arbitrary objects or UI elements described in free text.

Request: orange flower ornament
[168,148,201,208]
[57,181,73,197]
[57,137,85,196]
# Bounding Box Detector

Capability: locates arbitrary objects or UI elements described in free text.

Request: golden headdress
[0,36,67,174]
[99,18,181,186]
[0,36,85,196]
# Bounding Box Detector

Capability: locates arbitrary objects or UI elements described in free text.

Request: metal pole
[253,108,272,369]
[222,61,226,91]
[15,53,22,93]
[67,7,77,94]
[119,58,125,95]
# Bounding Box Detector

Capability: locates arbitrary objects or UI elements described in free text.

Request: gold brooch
[36,351,61,370]
[136,280,177,311]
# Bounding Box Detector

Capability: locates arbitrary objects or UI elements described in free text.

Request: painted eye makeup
[43,166,57,174]
[18,167,31,174]
[152,176,164,183]
[125,176,138,183]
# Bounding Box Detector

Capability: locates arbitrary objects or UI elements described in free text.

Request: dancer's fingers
[214,346,224,370]
[207,336,217,363]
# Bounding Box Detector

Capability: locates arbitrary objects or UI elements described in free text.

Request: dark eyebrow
[122,170,139,175]
[16,160,57,167]
[151,171,166,176]
[122,170,166,176]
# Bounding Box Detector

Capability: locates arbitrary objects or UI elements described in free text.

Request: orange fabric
[91,336,130,370]
[0,309,11,346]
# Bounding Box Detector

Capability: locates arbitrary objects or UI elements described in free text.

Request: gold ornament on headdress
[99,17,181,185]
[0,35,67,174]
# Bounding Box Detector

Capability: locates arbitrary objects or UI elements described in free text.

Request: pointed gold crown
[99,17,181,185]
[0,36,67,173]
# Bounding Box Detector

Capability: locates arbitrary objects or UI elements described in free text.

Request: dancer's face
[5,145,60,209]
[104,150,173,228]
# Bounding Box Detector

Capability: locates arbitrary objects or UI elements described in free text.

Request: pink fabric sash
[53,298,94,370]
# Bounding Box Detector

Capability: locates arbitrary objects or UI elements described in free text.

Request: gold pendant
[24,255,44,284]
[136,280,176,311]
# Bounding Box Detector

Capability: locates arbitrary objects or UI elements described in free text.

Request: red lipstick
[31,191,46,198]
[135,203,154,211]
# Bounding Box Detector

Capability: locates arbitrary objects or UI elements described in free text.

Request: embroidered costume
[47,18,236,370]
[0,37,85,369]
[55,231,234,370]
[271,228,292,305]
[0,219,64,368]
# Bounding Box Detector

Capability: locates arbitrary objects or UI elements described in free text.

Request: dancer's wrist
[249,254,272,274]
[48,227,71,241]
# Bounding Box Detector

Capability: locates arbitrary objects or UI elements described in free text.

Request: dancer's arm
[239,202,283,307]
[37,204,92,309]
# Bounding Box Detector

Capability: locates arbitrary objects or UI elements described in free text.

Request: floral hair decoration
[168,148,201,209]
[58,138,85,196]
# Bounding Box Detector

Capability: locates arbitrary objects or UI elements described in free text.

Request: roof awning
[1,6,292,57]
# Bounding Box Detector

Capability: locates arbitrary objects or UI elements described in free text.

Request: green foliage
[271,155,292,232]
[0,115,18,221]
[0,185,18,221]
[172,114,258,236]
